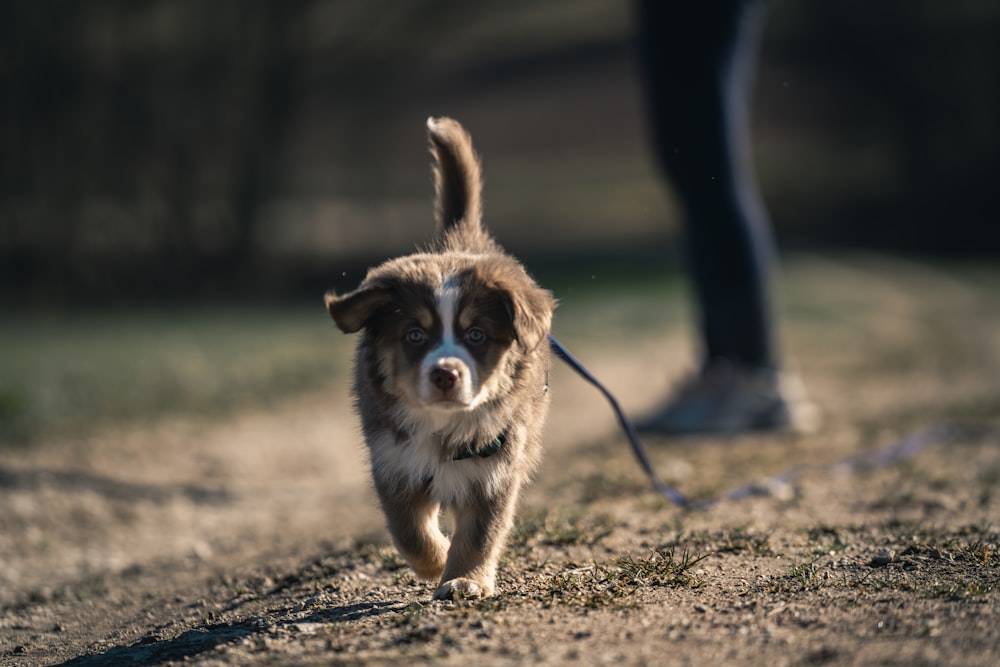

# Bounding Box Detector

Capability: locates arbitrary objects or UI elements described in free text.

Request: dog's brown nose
[430,367,460,391]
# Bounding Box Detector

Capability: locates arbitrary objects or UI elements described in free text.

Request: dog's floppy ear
[501,284,557,352]
[468,261,556,352]
[324,283,393,334]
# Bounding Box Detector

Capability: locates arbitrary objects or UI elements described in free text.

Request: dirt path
[2,257,999,665]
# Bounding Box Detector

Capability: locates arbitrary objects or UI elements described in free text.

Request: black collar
[451,430,507,461]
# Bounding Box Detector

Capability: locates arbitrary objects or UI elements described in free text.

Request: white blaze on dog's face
[417,276,481,409]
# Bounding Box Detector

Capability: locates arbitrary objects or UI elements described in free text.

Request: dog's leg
[433,481,520,600]
[376,481,449,580]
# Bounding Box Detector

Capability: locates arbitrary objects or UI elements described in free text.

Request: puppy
[325,117,556,600]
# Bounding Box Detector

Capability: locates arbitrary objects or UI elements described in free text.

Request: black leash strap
[549,335,994,510]
[548,335,691,506]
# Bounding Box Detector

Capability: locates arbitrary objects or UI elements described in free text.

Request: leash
[549,335,995,510]
[548,335,691,506]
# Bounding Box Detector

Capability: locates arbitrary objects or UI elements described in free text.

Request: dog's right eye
[405,328,427,345]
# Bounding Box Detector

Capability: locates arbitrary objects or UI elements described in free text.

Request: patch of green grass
[959,539,999,567]
[544,566,635,609]
[613,547,709,588]
[542,547,708,609]
[923,581,995,599]
[779,560,823,593]
[0,305,351,446]
[447,546,709,613]
[887,522,999,566]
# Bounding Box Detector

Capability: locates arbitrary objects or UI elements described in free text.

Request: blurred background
[2,0,999,446]
[3,0,999,305]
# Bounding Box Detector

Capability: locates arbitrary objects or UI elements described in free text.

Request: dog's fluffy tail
[427,117,493,252]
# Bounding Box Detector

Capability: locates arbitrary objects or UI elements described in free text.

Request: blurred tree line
[1,0,998,304]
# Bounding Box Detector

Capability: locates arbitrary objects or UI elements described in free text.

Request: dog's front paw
[433,577,492,601]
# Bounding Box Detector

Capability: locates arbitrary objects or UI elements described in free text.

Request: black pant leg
[636,0,778,369]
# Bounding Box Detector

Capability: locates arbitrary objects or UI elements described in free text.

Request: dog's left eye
[464,327,486,345]
[405,328,428,345]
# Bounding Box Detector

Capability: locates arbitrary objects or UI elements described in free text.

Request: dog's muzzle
[421,357,475,407]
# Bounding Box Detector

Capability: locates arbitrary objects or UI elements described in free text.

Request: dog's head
[325,117,555,414]
[326,254,554,413]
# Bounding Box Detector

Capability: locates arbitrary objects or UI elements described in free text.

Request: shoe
[635,360,821,435]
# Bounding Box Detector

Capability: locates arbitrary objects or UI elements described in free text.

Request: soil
[2,257,999,666]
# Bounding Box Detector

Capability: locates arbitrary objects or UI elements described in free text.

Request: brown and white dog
[325,117,556,600]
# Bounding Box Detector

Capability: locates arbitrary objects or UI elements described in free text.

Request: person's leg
[637,0,775,368]
[635,0,818,433]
